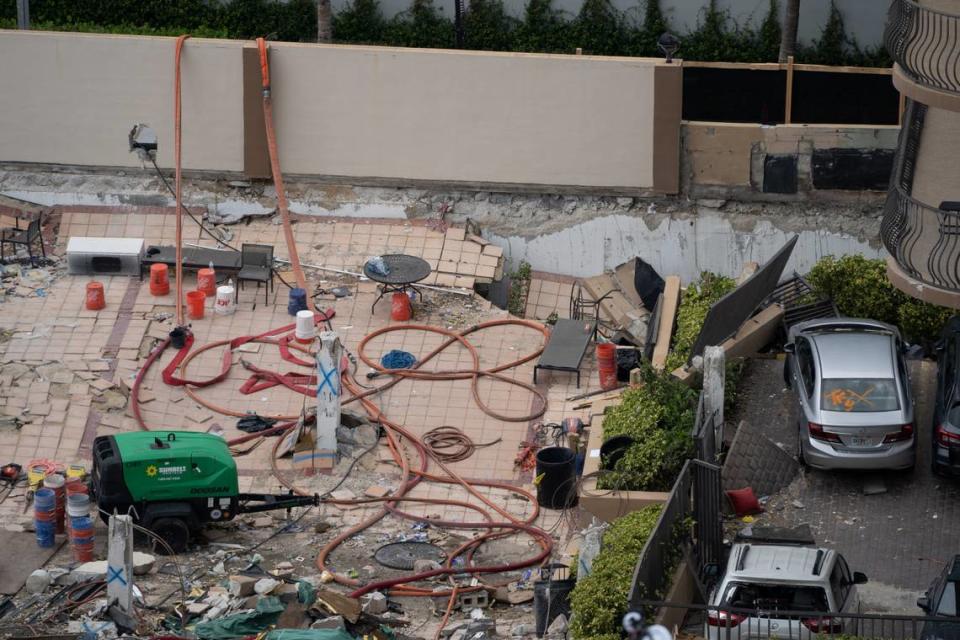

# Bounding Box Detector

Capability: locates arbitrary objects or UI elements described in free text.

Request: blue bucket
[287,288,308,316]
[34,488,56,511]
[35,519,55,547]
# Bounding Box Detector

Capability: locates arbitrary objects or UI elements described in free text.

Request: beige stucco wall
[266,44,658,188]
[0,31,670,190]
[0,31,244,171]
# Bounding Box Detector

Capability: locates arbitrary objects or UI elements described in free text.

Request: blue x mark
[106,566,127,586]
[317,364,339,397]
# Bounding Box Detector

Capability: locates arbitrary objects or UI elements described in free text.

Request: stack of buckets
[596,343,618,390]
[33,488,57,548]
[42,473,66,534]
[67,478,94,562]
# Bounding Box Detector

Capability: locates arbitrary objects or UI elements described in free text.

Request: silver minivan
[784,318,915,471]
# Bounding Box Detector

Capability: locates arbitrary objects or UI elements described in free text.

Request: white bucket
[214,285,236,316]
[295,310,315,343]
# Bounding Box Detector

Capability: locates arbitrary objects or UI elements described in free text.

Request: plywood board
[0,532,66,595]
[651,276,681,371]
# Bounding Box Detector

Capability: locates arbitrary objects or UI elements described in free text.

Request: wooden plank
[651,276,680,371]
[671,304,784,385]
[785,55,795,125]
[681,59,892,75]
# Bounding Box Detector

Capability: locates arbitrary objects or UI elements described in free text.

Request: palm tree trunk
[779,0,800,62]
[317,0,333,43]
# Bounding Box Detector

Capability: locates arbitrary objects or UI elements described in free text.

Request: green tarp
[194,596,285,640]
[263,630,354,640]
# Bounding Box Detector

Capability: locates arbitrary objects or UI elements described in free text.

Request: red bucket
[391,292,412,321]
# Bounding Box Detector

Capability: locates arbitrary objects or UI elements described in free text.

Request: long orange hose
[173,35,190,326]
[256,38,313,312]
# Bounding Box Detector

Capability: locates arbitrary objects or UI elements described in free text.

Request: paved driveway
[733,358,960,602]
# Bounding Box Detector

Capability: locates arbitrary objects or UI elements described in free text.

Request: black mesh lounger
[533,318,596,387]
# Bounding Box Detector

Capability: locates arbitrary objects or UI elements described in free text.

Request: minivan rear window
[821,378,900,412]
[722,582,829,612]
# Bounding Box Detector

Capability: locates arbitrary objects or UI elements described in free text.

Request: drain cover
[374,541,446,570]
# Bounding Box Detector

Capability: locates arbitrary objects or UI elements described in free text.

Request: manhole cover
[374,541,446,570]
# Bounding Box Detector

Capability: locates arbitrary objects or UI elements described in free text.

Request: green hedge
[807,255,951,346]
[569,505,676,639]
[597,364,698,492]
[2,0,892,66]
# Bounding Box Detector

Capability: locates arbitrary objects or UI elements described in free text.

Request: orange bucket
[391,292,412,321]
[186,290,206,320]
[150,263,170,296]
[596,343,617,390]
[85,282,105,310]
[197,268,217,298]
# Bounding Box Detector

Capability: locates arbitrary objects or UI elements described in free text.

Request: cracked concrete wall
[0,167,885,283]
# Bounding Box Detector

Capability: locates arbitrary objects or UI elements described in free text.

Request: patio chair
[236,243,275,304]
[0,213,45,263]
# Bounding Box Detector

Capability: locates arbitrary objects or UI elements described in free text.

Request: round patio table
[363,254,432,313]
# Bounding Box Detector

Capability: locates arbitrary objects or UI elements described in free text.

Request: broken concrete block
[275,582,301,604]
[228,575,258,597]
[254,578,280,595]
[187,602,211,615]
[361,591,388,615]
[273,561,295,578]
[26,569,51,594]
[310,615,346,631]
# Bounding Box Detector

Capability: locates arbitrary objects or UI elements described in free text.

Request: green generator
[91,431,318,551]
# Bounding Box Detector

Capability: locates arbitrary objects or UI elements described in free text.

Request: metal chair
[236,243,275,304]
[0,213,45,264]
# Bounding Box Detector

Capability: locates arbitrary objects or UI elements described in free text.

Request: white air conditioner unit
[66,237,145,276]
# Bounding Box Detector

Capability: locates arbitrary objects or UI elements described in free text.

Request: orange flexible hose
[173,34,190,326]
[255,37,313,312]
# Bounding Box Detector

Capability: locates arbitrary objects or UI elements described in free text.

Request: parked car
[705,542,867,640]
[784,318,915,471]
[917,555,960,639]
[932,317,960,476]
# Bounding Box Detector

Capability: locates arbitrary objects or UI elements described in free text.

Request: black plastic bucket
[534,569,576,636]
[169,327,187,349]
[600,434,635,470]
[535,447,578,509]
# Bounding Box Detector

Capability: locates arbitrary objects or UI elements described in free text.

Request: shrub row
[807,255,952,347]
[569,504,668,640]
[2,0,892,66]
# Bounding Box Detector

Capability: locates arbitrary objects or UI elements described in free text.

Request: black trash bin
[534,564,576,637]
[535,446,578,509]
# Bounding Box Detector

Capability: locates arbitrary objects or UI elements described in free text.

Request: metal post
[454,0,465,48]
[315,331,342,455]
[107,514,134,615]
[16,0,29,30]
[703,346,725,451]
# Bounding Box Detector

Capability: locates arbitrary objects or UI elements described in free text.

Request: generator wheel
[150,517,190,554]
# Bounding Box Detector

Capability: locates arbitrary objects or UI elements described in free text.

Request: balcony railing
[882,182,960,290]
[886,0,960,95]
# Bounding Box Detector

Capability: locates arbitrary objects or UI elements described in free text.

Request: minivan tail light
[802,617,843,633]
[937,424,960,447]
[883,423,914,444]
[808,422,841,443]
[707,611,746,627]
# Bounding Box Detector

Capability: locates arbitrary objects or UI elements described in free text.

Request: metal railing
[692,392,719,465]
[634,599,960,640]
[627,459,722,609]
[882,180,960,290]
[886,0,960,95]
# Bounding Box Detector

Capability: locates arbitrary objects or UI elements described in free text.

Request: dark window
[831,557,852,607]
[722,582,829,613]
[797,338,816,398]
